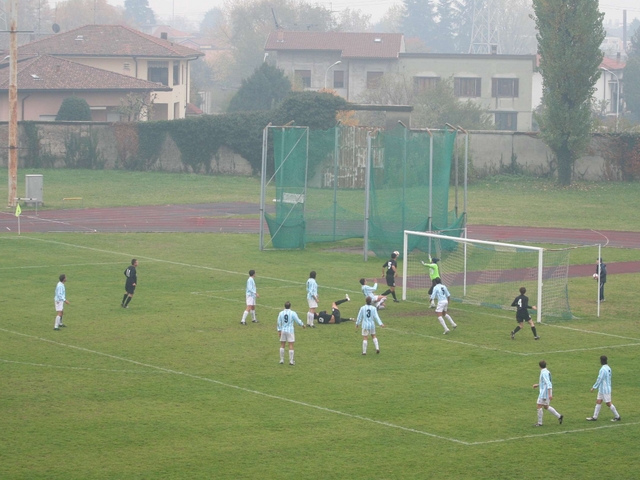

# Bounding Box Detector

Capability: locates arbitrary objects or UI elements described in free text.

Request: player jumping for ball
[381,252,400,303]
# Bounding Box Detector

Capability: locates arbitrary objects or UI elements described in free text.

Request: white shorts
[55,300,64,312]
[279,332,295,343]
[435,300,448,313]
[362,328,376,336]
[537,397,550,406]
[597,392,612,403]
[246,295,256,306]
[307,298,318,309]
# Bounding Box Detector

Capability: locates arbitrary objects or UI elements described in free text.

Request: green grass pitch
[1,232,639,479]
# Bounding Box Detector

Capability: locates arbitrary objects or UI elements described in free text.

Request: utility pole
[8,0,18,208]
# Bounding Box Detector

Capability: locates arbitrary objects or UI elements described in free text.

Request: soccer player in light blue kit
[430,278,457,334]
[359,278,386,309]
[355,297,385,355]
[241,269,259,325]
[277,301,305,365]
[532,360,563,426]
[54,274,70,331]
[306,271,319,328]
[587,355,621,422]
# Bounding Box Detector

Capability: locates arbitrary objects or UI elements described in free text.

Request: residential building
[0,54,170,121]
[19,24,203,120]
[264,31,536,131]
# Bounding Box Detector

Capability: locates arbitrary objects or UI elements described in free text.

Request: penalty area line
[469,421,640,445]
[0,326,468,446]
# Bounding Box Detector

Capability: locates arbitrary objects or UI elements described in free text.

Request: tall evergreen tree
[432,0,457,53]
[402,0,437,48]
[452,0,474,53]
[227,63,291,113]
[624,27,640,121]
[532,0,605,185]
[124,0,156,27]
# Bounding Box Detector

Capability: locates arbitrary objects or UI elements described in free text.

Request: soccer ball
[393,250,400,256]
[593,273,599,279]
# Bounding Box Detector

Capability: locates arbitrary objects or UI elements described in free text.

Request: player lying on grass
[359,278,386,310]
[314,295,354,324]
[510,286,539,340]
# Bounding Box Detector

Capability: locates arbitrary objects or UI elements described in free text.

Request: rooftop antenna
[271,7,280,29]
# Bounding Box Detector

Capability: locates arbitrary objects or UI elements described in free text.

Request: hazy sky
[49,0,640,26]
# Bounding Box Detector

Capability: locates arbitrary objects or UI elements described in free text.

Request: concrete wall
[0,122,253,175]
[0,122,617,181]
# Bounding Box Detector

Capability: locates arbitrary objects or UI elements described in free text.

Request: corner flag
[15,204,21,217]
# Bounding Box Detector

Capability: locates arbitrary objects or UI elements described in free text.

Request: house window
[414,76,440,94]
[123,62,131,72]
[294,69,311,88]
[367,71,384,89]
[454,77,481,97]
[148,61,169,86]
[495,112,518,131]
[173,61,180,86]
[492,78,519,97]
[333,70,344,89]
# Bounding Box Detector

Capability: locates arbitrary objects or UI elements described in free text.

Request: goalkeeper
[421,256,441,308]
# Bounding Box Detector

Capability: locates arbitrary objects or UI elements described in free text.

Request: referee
[121,259,138,308]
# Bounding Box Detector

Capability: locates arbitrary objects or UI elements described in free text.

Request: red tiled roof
[19,24,203,59]
[265,31,404,59]
[601,56,625,70]
[0,54,172,91]
[186,103,203,115]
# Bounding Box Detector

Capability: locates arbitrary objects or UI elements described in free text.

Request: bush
[56,97,92,121]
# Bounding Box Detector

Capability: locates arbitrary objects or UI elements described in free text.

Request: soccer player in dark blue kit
[122,259,138,308]
[510,286,539,340]
[381,252,400,302]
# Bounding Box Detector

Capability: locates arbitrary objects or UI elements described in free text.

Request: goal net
[402,231,573,320]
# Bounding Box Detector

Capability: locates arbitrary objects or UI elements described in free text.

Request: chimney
[277,30,284,43]
[161,32,168,40]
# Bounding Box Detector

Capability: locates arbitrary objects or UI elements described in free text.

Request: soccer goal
[402,231,574,321]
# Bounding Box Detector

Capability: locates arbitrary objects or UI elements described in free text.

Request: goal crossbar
[403,230,544,322]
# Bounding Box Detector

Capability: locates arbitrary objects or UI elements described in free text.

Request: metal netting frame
[259,124,310,250]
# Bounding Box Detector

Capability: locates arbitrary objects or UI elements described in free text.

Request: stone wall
[0,122,618,181]
[0,122,253,175]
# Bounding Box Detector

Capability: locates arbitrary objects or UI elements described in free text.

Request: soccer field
[2,232,640,479]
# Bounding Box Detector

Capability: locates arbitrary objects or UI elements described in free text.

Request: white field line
[7,237,359,297]
[3,326,635,446]
[0,358,170,374]
[387,327,640,356]
[469,421,640,445]
[0,327,466,445]
[0,261,123,270]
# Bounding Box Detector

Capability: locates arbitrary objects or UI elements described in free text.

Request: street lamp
[600,66,620,132]
[324,61,341,89]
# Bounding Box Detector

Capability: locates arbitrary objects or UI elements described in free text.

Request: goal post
[402,231,574,321]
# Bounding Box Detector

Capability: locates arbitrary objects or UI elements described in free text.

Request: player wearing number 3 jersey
[355,297,385,355]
